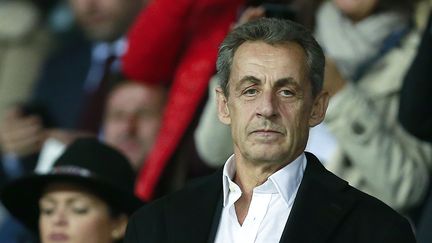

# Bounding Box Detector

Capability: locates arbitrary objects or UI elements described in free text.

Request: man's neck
[232,156,288,225]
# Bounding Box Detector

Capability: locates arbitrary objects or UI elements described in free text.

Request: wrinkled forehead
[229,41,309,86]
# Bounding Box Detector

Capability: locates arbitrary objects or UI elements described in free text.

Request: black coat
[398,11,432,143]
[124,152,415,243]
[28,33,92,130]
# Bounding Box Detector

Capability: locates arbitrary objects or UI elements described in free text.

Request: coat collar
[279,152,354,243]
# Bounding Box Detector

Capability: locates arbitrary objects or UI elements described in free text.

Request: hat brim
[1,173,143,232]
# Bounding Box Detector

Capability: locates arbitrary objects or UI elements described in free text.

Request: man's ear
[308,90,329,127]
[216,87,231,125]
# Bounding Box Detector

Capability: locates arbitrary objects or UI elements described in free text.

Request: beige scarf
[315,1,409,80]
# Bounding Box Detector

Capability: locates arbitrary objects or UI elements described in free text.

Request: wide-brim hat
[0,137,143,231]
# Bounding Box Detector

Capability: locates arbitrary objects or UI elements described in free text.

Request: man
[124,18,415,243]
[103,81,166,171]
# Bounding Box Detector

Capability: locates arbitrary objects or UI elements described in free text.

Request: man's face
[217,41,328,165]
[68,0,144,41]
[103,82,165,171]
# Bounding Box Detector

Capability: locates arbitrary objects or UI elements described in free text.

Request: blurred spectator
[103,81,166,171]
[34,80,167,173]
[0,138,143,243]
[305,0,432,214]
[0,80,167,182]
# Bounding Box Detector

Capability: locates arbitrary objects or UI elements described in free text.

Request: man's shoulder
[305,152,411,224]
[338,185,414,241]
[126,170,223,242]
[131,169,222,221]
[346,182,405,219]
[301,153,415,241]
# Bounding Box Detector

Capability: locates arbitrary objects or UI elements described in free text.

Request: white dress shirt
[214,153,307,243]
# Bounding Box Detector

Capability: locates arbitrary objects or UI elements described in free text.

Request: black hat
[0,137,143,231]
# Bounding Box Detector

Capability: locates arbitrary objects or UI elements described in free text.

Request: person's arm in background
[194,76,233,167]
[323,31,432,211]
[398,10,432,143]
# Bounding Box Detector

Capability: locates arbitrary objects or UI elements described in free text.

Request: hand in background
[324,57,347,97]
[0,106,47,157]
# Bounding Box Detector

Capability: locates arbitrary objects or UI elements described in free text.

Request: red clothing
[123,0,244,201]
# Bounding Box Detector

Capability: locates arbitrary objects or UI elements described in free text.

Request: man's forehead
[234,40,305,56]
[231,41,308,76]
[232,41,307,70]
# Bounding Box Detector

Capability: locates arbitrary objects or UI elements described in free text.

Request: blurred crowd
[0,0,431,242]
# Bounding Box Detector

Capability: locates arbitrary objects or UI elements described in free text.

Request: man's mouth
[250,129,284,141]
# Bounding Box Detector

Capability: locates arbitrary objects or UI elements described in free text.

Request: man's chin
[245,151,286,165]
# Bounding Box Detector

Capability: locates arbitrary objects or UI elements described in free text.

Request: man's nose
[256,91,277,118]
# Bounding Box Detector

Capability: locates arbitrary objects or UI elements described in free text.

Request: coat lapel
[165,169,223,243]
[279,153,357,243]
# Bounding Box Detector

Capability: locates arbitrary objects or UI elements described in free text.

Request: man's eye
[243,88,258,96]
[279,89,294,97]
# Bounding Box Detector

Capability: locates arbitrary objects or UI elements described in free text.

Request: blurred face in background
[103,82,165,171]
[68,0,145,41]
[333,0,379,22]
[39,183,127,243]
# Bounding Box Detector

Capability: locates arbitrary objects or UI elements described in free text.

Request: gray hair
[216,18,325,97]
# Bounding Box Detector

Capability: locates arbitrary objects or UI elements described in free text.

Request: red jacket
[123,0,244,201]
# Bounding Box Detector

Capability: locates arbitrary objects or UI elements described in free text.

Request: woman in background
[0,138,143,243]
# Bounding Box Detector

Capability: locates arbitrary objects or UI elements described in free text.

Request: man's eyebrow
[233,75,261,93]
[234,76,300,91]
[238,75,261,85]
[274,77,299,89]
